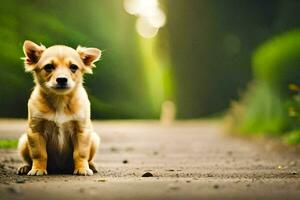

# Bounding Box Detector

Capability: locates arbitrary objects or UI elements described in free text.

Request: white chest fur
[44,112,73,151]
[44,110,85,151]
[44,112,74,125]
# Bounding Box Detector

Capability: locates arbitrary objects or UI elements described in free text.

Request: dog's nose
[56,77,68,85]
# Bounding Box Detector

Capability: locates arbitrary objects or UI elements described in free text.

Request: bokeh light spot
[136,17,159,38]
[124,0,166,38]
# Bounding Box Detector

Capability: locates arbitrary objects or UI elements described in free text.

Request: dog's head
[23,40,101,95]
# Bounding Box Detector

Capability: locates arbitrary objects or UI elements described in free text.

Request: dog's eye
[44,64,54,72]
[70,64,78,73]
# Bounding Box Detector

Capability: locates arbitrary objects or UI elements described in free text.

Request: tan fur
[17,40,101,176]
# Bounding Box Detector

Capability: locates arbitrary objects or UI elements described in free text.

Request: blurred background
[1,0,300,120]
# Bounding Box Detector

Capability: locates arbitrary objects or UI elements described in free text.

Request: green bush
[283,131,300,145]
[237,82,290,135]
[253,30,300,94]
[228,30,300,144]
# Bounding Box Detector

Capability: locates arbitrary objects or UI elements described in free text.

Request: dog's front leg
[73,129,93,176]
[27,128,48,176]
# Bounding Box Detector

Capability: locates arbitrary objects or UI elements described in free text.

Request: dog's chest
[34,99,86,150]
[42,108,83,152]
[42,102,85,125]
[45,112,74,125]
[44,119,74,154]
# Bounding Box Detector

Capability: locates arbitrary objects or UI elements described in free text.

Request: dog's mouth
[45,82,75,94]
[51,85,71,90]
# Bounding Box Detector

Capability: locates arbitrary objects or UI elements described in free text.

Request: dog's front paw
[27,168,48,176]
[17,165,31,175]
[73,168,93,176]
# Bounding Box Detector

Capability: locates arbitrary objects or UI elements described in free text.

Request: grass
[0,139,18,149]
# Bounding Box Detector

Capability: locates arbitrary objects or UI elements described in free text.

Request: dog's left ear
[76,46,101,74]
[23,40,46,72]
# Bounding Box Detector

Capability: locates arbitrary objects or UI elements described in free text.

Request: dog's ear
[76,46,101,74]
[23,40,46,72]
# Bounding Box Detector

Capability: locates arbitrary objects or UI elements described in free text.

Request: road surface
[0,120,299,200]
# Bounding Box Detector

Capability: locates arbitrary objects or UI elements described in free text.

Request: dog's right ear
[23,40,46,72]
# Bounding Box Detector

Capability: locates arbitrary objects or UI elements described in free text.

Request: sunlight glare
[123,0,166,38]
[136,17,159,38]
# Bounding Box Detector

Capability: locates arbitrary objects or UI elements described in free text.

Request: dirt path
[0,120,299,200]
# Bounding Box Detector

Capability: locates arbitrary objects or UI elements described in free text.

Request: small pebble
[125,147,134,152]
[213,184,219,189]
[122,160,128,164]
[142,172,153,177]
[110,147,118,152]
[169,186,180,190]
[79,188,85,193]
[15,179,26,184]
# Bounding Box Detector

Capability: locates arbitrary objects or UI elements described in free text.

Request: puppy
[17,40,101,176]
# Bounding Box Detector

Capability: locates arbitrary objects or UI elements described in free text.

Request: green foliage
[253,30,300,94]
[0,0,156,119]
[229,30,300,144]
[0,139,18,149]
[283,131,300,145]
[238,83,289,135]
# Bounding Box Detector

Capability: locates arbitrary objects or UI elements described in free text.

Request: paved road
[0,120,299,200]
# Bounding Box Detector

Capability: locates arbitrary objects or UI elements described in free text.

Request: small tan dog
[17,40,101,176]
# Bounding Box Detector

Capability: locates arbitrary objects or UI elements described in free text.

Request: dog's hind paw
[27,168,48,176]
[17,165,31,175]
[73,168,93,176]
